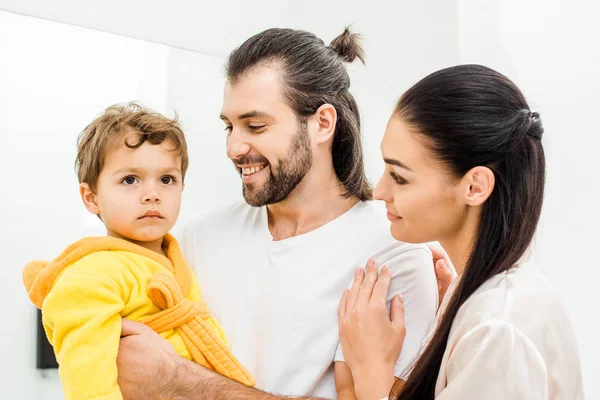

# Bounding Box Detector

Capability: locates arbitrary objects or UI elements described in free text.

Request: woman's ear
[462,166,495,206]
[80,183,100,215]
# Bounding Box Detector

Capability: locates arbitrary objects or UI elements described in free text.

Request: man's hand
[118,320,325,400]
[429,244,458,307]
[117,319,178,400]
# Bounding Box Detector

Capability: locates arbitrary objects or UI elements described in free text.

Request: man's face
[220,66,313,206]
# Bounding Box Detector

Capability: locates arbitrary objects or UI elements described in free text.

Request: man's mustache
[233,155,270,167]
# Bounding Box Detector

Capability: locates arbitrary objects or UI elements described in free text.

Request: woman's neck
[440,210,481,275]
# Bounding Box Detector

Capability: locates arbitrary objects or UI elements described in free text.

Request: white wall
[458,1,600,398]
[0,0,290,57]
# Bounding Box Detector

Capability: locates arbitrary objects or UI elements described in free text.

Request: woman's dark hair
[226,27,372,201]
[392,64,546,399]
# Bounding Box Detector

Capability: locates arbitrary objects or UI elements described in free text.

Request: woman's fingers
[356,259,379,306]
[338,289,349,320]
[345,267,364,313]
[371,265,391,307]
[435,258,457,301]
[428,243,448,261]
[390,294,405,332]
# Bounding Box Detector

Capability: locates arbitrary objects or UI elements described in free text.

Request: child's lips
[140,210,163,219]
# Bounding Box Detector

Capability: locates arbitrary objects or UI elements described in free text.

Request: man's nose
[226,128,252,161]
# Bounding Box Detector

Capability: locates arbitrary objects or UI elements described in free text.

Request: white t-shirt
[181,200,437,398]
[429,262,584,399]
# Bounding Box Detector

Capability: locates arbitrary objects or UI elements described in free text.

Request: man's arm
[117,320,326,400]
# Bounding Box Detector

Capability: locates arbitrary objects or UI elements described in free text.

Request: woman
[338,65,584,399]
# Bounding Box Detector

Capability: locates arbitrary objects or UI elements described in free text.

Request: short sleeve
[335,245,438,378]
[437,319,548,399]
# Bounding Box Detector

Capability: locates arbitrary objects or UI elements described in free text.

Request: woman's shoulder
[452,261,579,356]
[444,262,583,396]
[457,262,565,327]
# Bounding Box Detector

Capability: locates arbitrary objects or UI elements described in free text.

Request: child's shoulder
[67,248,137,274]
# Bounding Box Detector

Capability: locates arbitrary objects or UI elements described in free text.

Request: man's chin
[242,191,267,207]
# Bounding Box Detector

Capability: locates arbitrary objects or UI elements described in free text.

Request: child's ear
[80,183,100,215]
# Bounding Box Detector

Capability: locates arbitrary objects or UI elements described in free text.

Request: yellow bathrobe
[23,234,254,400]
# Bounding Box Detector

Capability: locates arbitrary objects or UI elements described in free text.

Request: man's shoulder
[346,201,432,263]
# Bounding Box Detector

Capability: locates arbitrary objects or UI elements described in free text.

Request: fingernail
[368,259,376,267]
[397,294,403,302]
[382,266,390,274]
[355,267,362,276]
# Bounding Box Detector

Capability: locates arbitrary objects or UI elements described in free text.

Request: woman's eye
[122,176,138,185]
[390,172,407,185]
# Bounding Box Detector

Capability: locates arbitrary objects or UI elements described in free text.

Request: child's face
[82,135,184,244]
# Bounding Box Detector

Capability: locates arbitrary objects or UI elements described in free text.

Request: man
[117,27,437,399]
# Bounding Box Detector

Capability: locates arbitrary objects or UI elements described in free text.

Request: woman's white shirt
[430,262,584,399]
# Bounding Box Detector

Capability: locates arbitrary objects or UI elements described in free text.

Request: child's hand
[117,320,177,399]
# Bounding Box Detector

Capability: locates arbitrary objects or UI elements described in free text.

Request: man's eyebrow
[220,111,273,121]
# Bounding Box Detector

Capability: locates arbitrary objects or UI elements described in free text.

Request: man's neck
[266,172,360,241]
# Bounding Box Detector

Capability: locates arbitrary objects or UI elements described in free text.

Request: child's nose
[142,186,161,203]
[143,194,160,203]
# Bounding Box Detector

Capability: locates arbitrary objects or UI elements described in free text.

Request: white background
[0,1,597,398]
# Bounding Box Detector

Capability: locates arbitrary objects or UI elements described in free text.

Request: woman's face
[373,116,469,244]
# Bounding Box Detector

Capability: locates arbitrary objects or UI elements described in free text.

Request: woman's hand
[429,244,458,307]
[338,259,406,400]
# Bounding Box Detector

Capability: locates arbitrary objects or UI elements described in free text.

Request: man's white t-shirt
[426,262,584,399]
[181,200,437,398]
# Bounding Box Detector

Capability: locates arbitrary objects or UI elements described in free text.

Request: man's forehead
[221,68,291,121]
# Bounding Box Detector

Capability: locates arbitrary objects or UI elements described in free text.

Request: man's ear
[80,183,100,215]
[462,166,495,207]
[310,103,337,145]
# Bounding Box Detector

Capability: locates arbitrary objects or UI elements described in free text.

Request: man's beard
[241,125,312,207]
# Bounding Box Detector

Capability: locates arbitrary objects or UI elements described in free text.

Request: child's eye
[161,175,176,185]
[122,176,139,185]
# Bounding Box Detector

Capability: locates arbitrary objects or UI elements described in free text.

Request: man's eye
[248,125,266,132]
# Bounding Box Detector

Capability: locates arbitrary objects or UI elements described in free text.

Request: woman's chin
[390,224,428,244]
